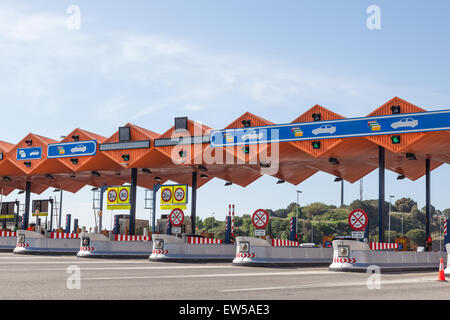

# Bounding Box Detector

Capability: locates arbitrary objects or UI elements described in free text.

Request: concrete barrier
[13,231,80,255]
[149,235,236,262]
[77,233,153,259]
[0,231,17,252]
[329,240,447,272]
[444,243,450,276]
[232,237,333,267]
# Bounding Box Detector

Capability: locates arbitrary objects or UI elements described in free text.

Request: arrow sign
[209,109,450,147]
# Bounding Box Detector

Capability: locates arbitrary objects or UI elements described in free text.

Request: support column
[191,171,197,234]
[49,198,54,232]
[378,146,385,243]
[425,158,431,251]
[129,168,138,236]
[58,190,63,229]
[22,181,31,230]
[340,180,344,207]
[98,186,106,233]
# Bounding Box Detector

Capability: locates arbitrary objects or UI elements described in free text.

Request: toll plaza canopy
[0,96,449,195]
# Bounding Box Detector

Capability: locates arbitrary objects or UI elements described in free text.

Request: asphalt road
[0,252,448,300]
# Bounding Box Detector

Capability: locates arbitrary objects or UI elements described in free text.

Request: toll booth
[0,201,19,229]
[156,215,192,235]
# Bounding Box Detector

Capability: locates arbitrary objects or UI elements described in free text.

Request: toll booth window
[119,126,131,142]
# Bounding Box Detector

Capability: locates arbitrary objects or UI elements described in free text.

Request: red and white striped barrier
[114,235,151,241]
[272,239,300,247]
[333,257,356,263]
[236,252,255,258]
[152,249,168,254]
[444,220,447,236]
[0,231,16,237]
[50,232,79,239]
[80,246,94,252]
[187,237,223,244]
[369,242,398,250]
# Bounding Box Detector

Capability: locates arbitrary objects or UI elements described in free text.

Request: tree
[421,205,436,216]
[406,229,426,247]
[395,197,417,213]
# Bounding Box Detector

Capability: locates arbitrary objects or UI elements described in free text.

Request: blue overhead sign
[210,110,450,147]
[16,147,42,160]
[47,140,97,158]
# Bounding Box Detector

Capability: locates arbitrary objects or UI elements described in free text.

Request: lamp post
[296,190,302,241]
[388,195,395,243]
[53,189,63,229]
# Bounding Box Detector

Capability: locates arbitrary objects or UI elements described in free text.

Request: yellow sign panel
[0,215,14,219]
[107,186,131,210]
[160,184,188,210]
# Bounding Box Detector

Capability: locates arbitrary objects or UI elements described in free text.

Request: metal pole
[311,214,314,244]
[388,199,391,243]
[425,158,431,251]
[23,181,31,230]
[58,190,63,229]
[378,146,385,243]
[340,179,344,207]
[129,168,138,236]
[191,171,197,235]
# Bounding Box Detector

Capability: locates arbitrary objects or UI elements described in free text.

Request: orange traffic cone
[438,258,447,281]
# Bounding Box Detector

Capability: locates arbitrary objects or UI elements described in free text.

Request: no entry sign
[252,209,269,229]
[348,209,368,231]
[169,208,185,227]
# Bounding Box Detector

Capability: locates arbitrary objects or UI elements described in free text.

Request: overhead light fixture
[53,189,61,192]
[24,161,31,167]
[334,177,343,182]
[329,157,339,165]
[397,174,406,180]
[312,141,321,150]
[242,146,250,154]
[2,176,11,182]
[276,179,285,184]
[25,139,32,146]
[142,168,152,174]
[45,174,54,180]
[115,171,121,176]
[17,190,25,194]
[391,105,401,114]
[91,187,98,191]
[179,150,186,158]
[70,158,78,165]
[312,113,321,121]
[70,174,76,178]
[242,120,251,127]
[154,177,162,182]
[259,161,271,168]
[224,181,232,186]
[121,154,130,161]
[406,153,417,160]
[198,165,208,172]
[91,170,101,177]
[200,174,208,179]
[0,152,3,160]
[72,135,80,141]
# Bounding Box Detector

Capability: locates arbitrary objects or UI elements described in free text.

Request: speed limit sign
[174,187,185,202]
[119,188,129,202]
[161,188,172,203]
[108,189,117,203]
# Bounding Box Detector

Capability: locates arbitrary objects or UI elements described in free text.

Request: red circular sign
[169,208,185,227]
[174,187,185,202]
[252,209,269,229]
[161,188,172,203]
[119,188,129,202]
[348,209,368,231]
[108,189,117,202]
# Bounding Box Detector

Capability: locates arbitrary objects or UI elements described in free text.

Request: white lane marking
[83,270,331,281]
[0,266,245,271]
[219,278,438,292]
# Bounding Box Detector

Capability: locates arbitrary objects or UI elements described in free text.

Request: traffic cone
[438,258,446,281]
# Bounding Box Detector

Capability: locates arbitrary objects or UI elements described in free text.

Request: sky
[0,1,449,230]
